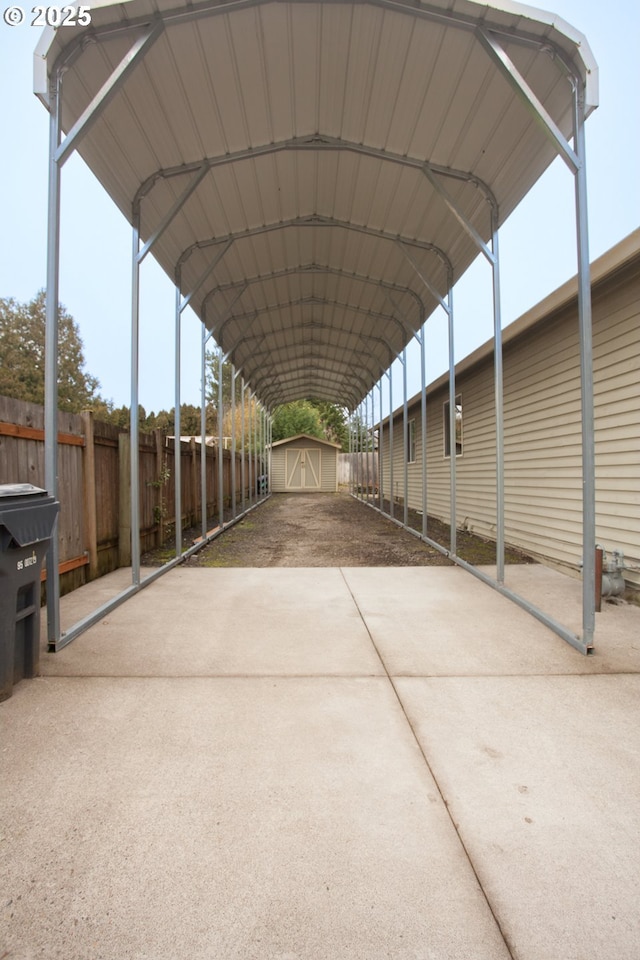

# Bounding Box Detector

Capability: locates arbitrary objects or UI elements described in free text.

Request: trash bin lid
[0,486,59,546]
[0,483,47,498]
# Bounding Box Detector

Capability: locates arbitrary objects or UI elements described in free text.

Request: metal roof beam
[138,161,209,263]
[217,296,408,344]
[139,136,483,259]
[422,165,495,265]
[176,218,450,327]
[247,347,380,385]
[262,380,364,404]
[254,361,370,398]
[477,29,580,174]
[206,263,426,318]
[179,240,233,312]
[206,285,248,344]
[54,22,163,167]
[48,0,593,108]
[229,320,394,365]
[247,342,379,372]
[266,385,357,408]
[256,370,360,405]
[397,243,451,315]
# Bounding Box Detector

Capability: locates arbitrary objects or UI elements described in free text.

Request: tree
[205,348,234,409]
[270,398,350,448]
[308,399,349,451]
[271,400,324,442]
[349,414,376,452]
[0,291,102,412]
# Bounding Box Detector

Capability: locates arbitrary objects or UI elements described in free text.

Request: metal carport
[34,0,598,653]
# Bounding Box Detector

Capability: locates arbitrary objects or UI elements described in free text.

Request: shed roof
[271,433,342,449]
[35,0,597,409]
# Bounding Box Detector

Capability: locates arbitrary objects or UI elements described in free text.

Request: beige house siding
[380,231,640,588]
[270,435,339,493]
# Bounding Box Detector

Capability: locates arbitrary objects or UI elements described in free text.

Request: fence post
[81,410,99,580]
[118,432,131,567]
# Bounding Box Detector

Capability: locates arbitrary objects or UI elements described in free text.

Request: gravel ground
[157,492,535,568]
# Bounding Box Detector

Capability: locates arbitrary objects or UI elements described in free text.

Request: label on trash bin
[17,551,38,571]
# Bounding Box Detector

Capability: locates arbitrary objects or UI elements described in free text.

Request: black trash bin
[0,484,59,702]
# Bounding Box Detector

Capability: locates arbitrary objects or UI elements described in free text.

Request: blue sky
[1,0,639,417]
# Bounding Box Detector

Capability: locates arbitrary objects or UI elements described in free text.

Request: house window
[407,418,416,463]
[443,395,463,457]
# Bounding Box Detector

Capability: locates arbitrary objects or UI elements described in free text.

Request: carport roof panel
[35,0,597,407]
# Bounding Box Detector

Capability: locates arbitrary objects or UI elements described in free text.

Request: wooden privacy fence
[338,452,378,492]
[0,396,250,596]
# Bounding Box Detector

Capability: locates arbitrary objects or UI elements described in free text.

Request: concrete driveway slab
[10,560,638,960]
[395,674,640,960]
[343,566,640,674]
[1,676,510,960]
[40,568,384,678]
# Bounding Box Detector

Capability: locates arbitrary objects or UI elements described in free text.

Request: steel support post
[254,402,259,502]
[574,88,596,649]
[217,349,224,527]
[258,402,262,499]
[200,320,208,539]
[262,406,267,498]
[349,410,355,496]
[357,409,361,498]
[349,410,356,496]
[248,394,253,507]
[268,412,273,493]
[174,269,182,559]
[253,400,259,503]
[240,379,246,512]
[258,405,262,499]
[263,409,268,496]
[388,366,394,520]
[231,366,237,518]
[130,210,142,585]
[359,402,365,500]
[447,287,457,557]
[378,380,384,511]
[420,328,427,538]
[491,214,505,583]
[351,413,356,496]
[256,404,264,500]
[365,394,370,502]
[353,407,358,497]
[354,405,359,498]
[373,389,378,504]
[373,391,378,504]
[354,406,359,497]
[348,415,352,494]
[363,394,371,503]
[402,349,409,528]
[44,73,61,648]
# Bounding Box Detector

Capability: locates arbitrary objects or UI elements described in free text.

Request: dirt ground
[156,492,534,568]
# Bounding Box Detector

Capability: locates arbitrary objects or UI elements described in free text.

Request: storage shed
[271,435,340,493]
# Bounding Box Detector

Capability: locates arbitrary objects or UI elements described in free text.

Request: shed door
[285,449,321,490]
